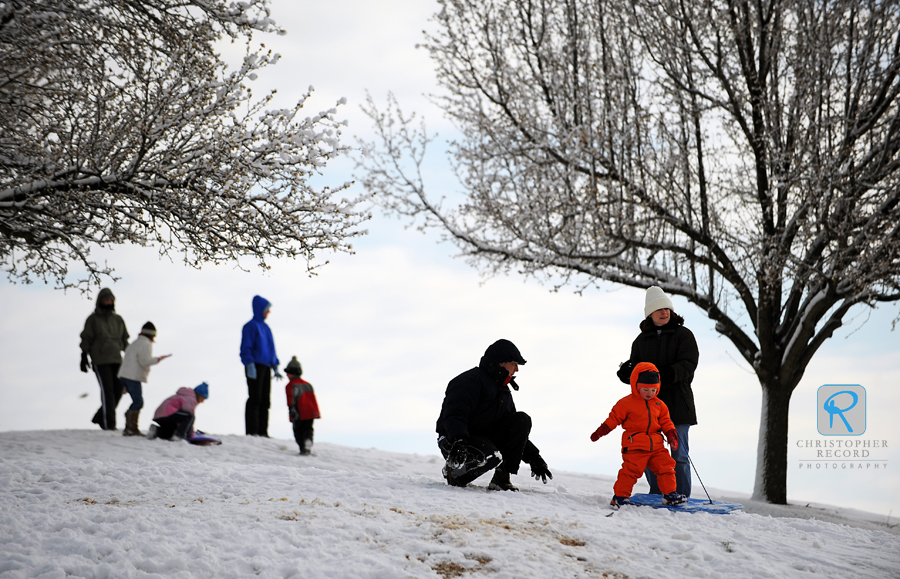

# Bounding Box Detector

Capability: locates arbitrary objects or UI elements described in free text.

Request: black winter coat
[436,356,539,459]
[619,316,699,425]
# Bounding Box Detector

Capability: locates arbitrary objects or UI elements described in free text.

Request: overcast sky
[1,0,897,517]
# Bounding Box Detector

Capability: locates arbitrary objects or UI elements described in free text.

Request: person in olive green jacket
[80,288,129,430]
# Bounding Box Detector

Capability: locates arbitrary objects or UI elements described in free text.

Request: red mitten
[590,424,612,442]
[665,429,679,451]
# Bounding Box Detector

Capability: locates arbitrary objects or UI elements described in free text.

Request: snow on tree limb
[0,0,370,290]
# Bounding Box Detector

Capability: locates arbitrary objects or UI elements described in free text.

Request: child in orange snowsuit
[590,362,686,507]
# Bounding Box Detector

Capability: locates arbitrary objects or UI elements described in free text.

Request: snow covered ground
[1,430,897,579]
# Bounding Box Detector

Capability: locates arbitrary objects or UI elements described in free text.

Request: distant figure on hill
[118,322,171,436]
[436,339,553,491]
[284,356,321,455]
[79,287,129,431]
[239,295,282,437]
[148,383,208,441]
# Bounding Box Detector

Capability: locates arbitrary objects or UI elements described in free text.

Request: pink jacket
[154,387,199,419]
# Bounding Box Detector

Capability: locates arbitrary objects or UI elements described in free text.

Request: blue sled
[187,433,221,446]
[627,493,743,514]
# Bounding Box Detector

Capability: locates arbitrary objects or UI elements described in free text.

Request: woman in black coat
[617,286,699,497]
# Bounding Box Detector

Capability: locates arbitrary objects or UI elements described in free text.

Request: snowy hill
[1,430,897,579]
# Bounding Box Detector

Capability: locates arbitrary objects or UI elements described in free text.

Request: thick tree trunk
[751,382,792,504]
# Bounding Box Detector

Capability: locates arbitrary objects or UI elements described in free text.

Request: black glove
[616,360,634,383]
[289,408,299,422]
[659,365,676,384]
[529,455,553,484]
[80,352,89,373]
[447,438,469,470]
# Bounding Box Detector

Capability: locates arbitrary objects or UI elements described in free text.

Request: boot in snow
[664,492,687,506]
[123,410,142,436]
[487,468,518,492]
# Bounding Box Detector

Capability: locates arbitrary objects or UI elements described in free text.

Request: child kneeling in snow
[148,383,208,440]
[284,357,320,455]
[590,362,686,508]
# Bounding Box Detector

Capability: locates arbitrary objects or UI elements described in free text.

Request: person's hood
[481,339,526,365]
[251,295,271,322]
[630,361,662,399]
[94,287,116,312]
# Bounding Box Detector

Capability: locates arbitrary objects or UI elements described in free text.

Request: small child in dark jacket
[590,362,686,508]
[284,357,320,455]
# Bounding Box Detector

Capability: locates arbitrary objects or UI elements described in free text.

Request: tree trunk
[752,382,792,504]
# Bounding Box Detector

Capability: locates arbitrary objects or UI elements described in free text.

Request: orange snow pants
[613,448,677,498]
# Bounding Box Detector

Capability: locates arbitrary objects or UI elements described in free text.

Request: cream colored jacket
[117,335,161,382]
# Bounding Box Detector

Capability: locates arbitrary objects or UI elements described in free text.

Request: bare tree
[357,0,900,504]
[0,0,369,291]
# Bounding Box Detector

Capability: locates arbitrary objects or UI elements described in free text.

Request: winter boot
[146,424,159,440]
[610,495,634,509]
[123,410,142,436]
[300,438,313,456]
[663,492,687,506]
[487,467,519,492]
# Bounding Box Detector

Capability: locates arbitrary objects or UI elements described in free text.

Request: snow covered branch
[0,0,370,290]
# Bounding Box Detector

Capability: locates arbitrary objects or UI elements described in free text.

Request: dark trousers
[292,419,315,453]
[645,424,691,496]
[91,363,123,430]
[440,411,533,475]
[154,411,194,440]
[245,363,271,436]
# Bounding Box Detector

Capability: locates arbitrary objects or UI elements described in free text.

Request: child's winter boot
[610,495,634,508]
[664,492,687,505]
[123,410,142,436]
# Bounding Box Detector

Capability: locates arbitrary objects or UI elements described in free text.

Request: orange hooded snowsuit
[599,362,678,497]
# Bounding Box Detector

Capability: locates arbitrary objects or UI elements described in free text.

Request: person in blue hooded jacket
[240,295,282,436]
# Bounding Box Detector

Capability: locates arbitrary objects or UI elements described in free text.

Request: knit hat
[284,356,302,376]
[140,322,157,338]
[644,286,674,318]
[483,339,527,365]
[194,382,209,399]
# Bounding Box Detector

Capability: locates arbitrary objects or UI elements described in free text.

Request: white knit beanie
[644,286,674,318]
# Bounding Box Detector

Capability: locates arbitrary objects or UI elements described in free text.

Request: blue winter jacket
[240,296,279,369]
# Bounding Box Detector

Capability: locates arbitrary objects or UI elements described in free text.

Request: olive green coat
[80,288,129,365]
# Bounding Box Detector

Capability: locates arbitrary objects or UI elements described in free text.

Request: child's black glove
[80,352,89,373]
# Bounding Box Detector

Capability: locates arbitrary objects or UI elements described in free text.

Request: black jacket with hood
[619,314,699,425]
[436,339,539,460]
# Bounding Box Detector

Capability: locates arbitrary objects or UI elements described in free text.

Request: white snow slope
[1,430,897,579]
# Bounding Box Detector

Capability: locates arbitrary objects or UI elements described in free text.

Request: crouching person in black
[436,339,553,491]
